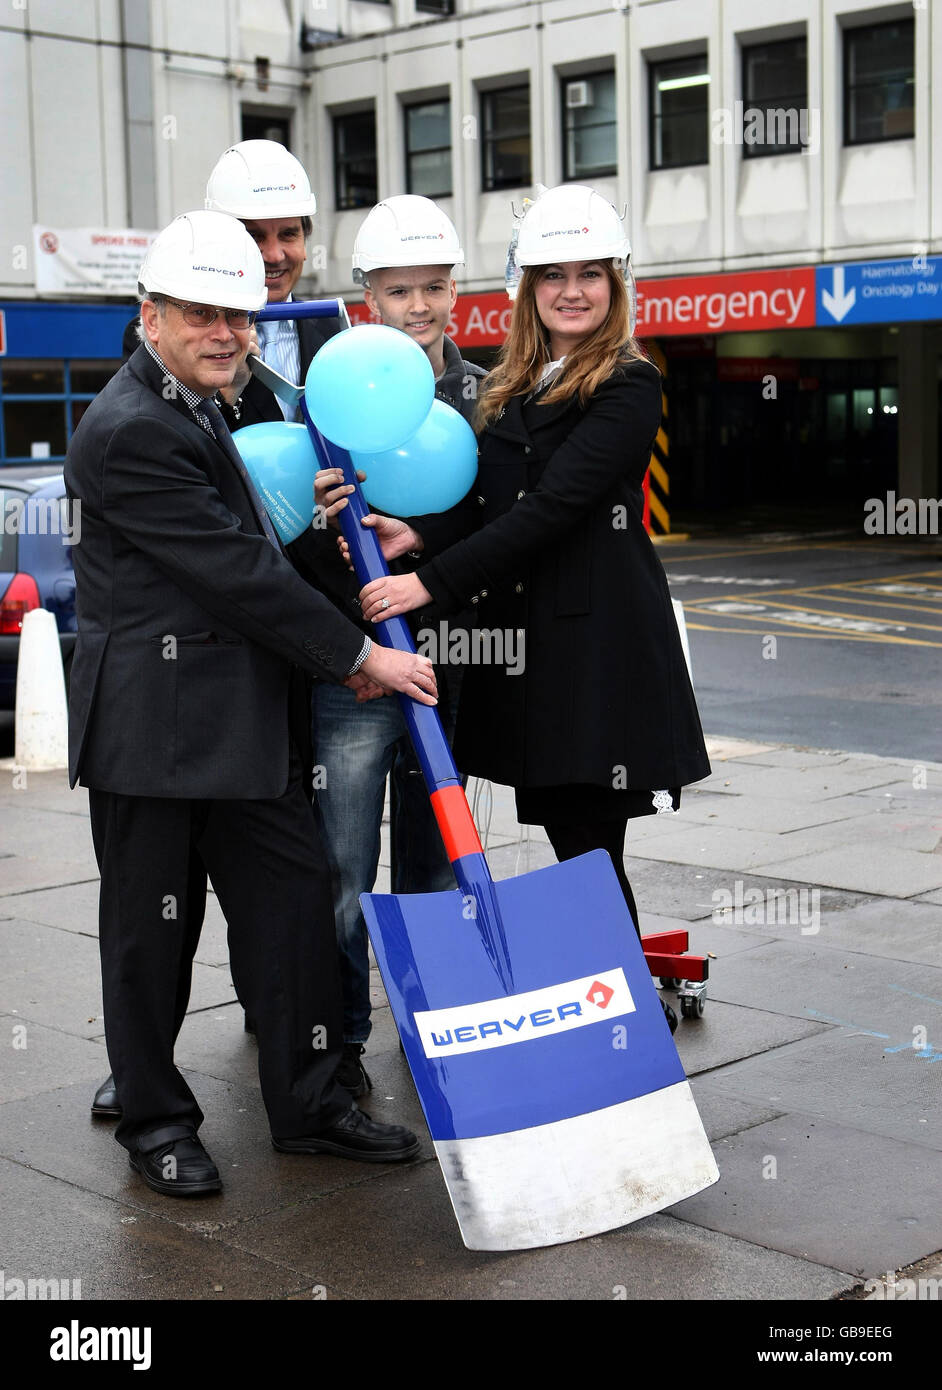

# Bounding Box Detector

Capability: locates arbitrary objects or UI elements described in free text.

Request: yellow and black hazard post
[643,341,687,543]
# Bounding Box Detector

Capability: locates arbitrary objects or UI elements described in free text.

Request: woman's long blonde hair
[474,260,648,429]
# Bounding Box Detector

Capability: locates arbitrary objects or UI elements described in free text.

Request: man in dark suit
[91,140,346,1120]
[67,210,437,1196]
[205,138,345,429]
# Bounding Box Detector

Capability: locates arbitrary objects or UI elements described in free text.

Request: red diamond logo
[587,980,614,1009]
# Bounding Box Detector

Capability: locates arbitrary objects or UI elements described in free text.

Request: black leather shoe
[128,1126,222,1196]
[661,999,679,1035]
[272,1105,420,1163]
[336,1042,372,1097]
[91,1073,122,1119]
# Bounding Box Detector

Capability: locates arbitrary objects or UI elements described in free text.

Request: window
[844,19,914,145]
[405,99,452,197]
[741,38,808,157]
[481,84,531,191]
[416,0,454,12]
[333,110,378,210]
[649,54,710,170]
[0,360,117,465]
[562,71,617,181]
[241,111,291,145]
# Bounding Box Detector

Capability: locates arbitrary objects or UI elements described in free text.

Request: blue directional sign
[816,256,942,326]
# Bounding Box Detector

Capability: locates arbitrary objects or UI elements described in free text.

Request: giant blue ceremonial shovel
[252,304,719,1251]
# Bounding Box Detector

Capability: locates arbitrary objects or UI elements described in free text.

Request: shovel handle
[257,298,348,322]
[298,399,483,863]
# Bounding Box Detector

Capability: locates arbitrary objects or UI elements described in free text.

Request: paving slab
[0,805,96,862]
[700,764,904,802]
[0,917,236,1038]
[631,824,827,873]
[703,737,779,761]
[0,861,99,895]
[1,879,100,937]
[0,1156,327,1300]
[752,843,942,898]
[5,880,232,966]
[667,1113,942,1277]
[704,936,942,1043]
[0,766,89,815]
[225,1160,849,1300]
[914,888,942,906]
[755,897,942,967]
[853,783,942,814]
[673,1000,832,1077]
[701,1030,942,1150]
[734,748,891,770]
[687,1080,784,1142]
[0,1071,431,1233]
[766,810,942,855]
[0,1014,111,1102]
[669,788,869,834]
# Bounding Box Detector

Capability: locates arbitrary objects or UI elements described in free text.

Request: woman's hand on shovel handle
[360,646,437,705]
[338,514,423,569]
[360,572,432,623]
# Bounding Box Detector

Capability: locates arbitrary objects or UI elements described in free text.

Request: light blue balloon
[352,399,478,517]
[304,323,435,453]
[233,421,317,544]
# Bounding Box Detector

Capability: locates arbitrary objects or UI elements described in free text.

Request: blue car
[0,465,77,716]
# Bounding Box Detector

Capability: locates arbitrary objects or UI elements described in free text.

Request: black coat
[418,357,711,793]
[64,346,364,800]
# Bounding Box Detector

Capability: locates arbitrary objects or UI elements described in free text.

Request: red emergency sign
[635,266,816,337]
[343,264,817,347]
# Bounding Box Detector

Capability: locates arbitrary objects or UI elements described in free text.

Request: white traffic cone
[14,608,69,771]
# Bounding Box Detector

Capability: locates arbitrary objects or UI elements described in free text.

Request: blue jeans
[311,673,459,1043]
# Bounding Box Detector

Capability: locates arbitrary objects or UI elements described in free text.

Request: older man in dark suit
[66,210,436,1196]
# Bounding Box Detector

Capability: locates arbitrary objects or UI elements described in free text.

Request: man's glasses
[162,298,258,330]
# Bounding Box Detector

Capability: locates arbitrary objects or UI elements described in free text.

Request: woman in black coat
[354,185,710,944]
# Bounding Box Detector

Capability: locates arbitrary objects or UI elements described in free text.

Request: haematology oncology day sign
[33,226,158,297]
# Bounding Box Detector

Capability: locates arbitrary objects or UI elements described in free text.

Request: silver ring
[380,597,390,610]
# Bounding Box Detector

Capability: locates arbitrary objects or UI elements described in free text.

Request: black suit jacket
[235,311,344,427]
[418,358,711,793]
[64,346,365,800]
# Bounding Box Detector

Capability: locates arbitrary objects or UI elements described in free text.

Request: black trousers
[543,819,642,942]
[88,751,350,1149]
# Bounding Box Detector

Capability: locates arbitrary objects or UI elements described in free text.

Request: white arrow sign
[821,265,856,322]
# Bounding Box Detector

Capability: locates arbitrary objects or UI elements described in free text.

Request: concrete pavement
[1,735,940,1301]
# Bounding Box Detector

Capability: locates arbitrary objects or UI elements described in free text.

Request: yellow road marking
[683,619,942,648]
[683,596,942,634]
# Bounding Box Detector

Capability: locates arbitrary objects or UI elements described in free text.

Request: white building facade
[1,0,937,514]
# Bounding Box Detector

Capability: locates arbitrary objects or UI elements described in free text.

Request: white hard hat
[139,211,267,311]
[352,195,464,281]
[514,183,630,267]
[205,139,317,220]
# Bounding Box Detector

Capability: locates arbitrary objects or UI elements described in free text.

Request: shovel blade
[362,850,718,1250]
